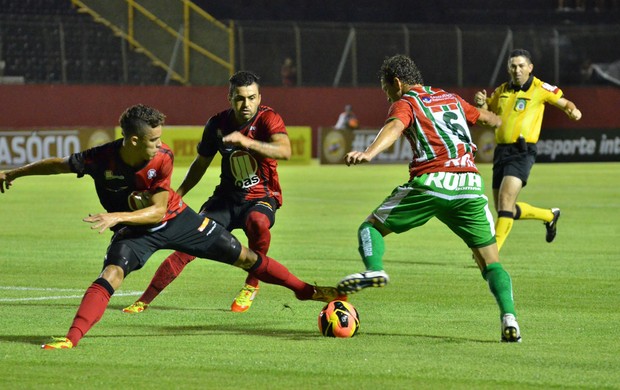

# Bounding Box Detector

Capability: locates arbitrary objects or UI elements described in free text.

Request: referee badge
[514,98,527,112]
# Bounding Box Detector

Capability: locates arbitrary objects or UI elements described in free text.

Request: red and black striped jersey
[387,86,481,178]
[197,105,286,207]
[68,139,186,224]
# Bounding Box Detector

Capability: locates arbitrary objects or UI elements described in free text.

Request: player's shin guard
[482,263,516,318]
[66,278,114,346]
[494,211,514,252]
[358,221,385,271]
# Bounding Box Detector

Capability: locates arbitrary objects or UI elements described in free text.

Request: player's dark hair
[509,49,532,64]
[379,54,424,86]
[119,104,166,138]
[229,71,261,97]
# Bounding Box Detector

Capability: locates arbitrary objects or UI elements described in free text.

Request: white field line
[0,286,142,302]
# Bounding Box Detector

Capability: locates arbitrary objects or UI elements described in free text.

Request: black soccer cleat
[545,208,561,243]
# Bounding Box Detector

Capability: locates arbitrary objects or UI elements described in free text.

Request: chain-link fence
[235,21,620,88]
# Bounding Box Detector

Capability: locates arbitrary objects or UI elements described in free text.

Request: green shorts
[372,172,496,248]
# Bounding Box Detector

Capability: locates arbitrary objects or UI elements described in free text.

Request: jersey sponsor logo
[423,171,482,191]
[414,93,455,104]
[444,153,476,169]
[147,169,157,179]
[514,98,527,112]
[229,150,260,189]
[105,170,125,180]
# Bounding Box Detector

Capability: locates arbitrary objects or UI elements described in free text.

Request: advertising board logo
[322,130,347,164]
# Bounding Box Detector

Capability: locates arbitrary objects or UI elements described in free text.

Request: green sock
[358,221,385,271]
[482,262,516,318]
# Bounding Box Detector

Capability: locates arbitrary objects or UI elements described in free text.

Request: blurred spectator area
[0,0,167,84]
[0,0,618,86]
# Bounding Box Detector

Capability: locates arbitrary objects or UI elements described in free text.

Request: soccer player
[336,54,522,342]
[0,104,341,349]
[474,49,582,251]
[123,71,289,314]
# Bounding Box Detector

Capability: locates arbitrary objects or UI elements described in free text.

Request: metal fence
[1,14,619,87]
[235,21,620,88]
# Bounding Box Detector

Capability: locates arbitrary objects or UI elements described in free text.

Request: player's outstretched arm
[476,108,502,128]
[345,119,404,166]
[0,157,71,193]
[556,97,582,121]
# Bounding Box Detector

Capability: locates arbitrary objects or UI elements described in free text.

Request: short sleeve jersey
[197,105,286,207]
[487,76,563,144]
[68,139,186,226]
[388,86,481,178]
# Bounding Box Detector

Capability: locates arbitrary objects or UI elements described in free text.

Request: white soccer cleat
[501,313,522,343]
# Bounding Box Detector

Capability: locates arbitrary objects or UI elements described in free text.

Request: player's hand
[344,151,371,166]
[474,90,487,107]
[83,213,120,233]
[567,108,582,121]
[0,171,13,194]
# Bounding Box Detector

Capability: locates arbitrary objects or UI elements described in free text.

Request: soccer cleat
[501,314,522,343]
[337,270,390,294]
[545,208,561,243]
[122,301,149,314]
[311,286,347,303]
[231,284,259,313]
[41,337,73,350]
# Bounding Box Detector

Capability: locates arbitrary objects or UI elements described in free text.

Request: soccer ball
[318,300,360,338]
[127,191,153,210]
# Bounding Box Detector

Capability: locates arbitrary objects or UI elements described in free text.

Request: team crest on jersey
[421,96,432,103]
[147,169,157,179]
[514,98,527,112]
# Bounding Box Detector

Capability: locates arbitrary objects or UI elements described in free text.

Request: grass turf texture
[1,162,618,389]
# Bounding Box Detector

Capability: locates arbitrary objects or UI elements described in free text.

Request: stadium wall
[0,85,618,159]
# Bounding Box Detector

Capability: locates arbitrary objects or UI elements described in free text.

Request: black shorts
[199,195,277,231]
[492,143,537,189]
[103,207,243,276]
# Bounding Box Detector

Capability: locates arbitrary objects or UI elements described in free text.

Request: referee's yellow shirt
[487,76,563,144]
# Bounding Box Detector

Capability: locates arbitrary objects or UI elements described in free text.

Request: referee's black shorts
[492,143,537,189]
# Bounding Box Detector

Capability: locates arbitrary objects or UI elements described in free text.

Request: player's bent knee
[99,265,125,290]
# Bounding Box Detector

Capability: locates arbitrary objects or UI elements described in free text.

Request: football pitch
[1,161,618,389]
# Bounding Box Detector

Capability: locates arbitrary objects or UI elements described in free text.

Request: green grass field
[1,161,619,389]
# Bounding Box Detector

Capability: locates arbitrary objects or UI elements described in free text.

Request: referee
[474,49,582,252]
